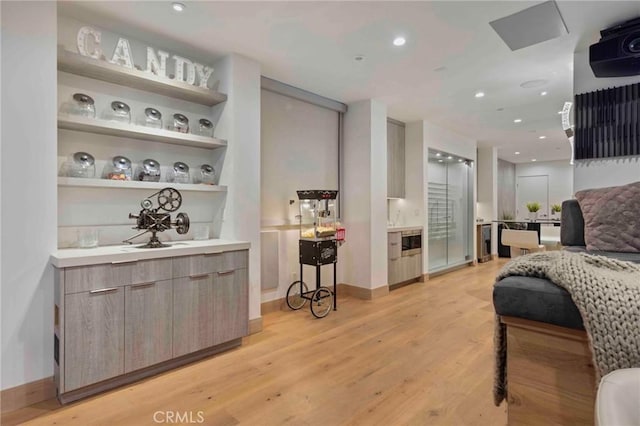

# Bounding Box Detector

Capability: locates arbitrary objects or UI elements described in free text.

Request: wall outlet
[291,271,298,282]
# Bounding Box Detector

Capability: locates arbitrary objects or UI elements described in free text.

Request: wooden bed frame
[501,316,596,425]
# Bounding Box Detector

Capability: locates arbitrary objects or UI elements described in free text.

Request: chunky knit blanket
[493,251,640,406]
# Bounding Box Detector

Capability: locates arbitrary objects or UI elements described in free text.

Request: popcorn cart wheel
[286,280,334,319]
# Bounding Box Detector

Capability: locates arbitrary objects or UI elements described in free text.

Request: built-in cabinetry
[387,119,405,198]
[52,243,249,403]
[57,45,228,247]
[387,228,422,286]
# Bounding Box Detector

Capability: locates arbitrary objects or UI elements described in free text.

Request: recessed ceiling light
[458,159,463,162]
[393,37,406,46]
[557,111,563,114]
[539,135,546,139]
[515,151,520,155]
[447,156,453,159]
[438,159,444,163]
[435,153,441,157]
[475,91,485,98]
[513,118,522,123]
[540,91,548,96]
[172,2,185,12]
[531,159,537,162]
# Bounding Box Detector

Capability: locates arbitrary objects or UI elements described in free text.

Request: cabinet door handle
[131,282,155,289]
[390,242,398,246]
[111,259,138,265]
[89,287,118,294]
[217,269,235,276]
[189,274,210,280]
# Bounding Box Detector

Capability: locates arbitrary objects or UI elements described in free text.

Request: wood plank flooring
[5,260,508,426]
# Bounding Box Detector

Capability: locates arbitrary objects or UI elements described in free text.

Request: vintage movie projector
[124,188,190,248]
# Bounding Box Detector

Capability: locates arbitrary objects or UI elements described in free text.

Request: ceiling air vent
[490,1,569,51]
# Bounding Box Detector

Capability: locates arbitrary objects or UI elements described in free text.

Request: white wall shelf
[58,177,227,193]
[58,115,227,150]
[58,48,227,107]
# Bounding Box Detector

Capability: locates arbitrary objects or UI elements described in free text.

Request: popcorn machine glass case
[297,190,338,240]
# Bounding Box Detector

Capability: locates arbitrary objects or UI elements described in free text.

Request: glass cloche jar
[167,161,190,184]
[143,107,163,129]
[104,155,132,181]
[106,101,131,124]
[69,93,96,118]
[193,164,216,185]
[66,152,96,178]
[135,158,161,182]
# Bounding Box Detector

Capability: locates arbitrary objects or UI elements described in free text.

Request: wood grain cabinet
[213,268,248,345]
[54,248,249,403]
[387,231,422,286]
[173,274,215,357]
[125,279,173,372]
[64,287,124,391]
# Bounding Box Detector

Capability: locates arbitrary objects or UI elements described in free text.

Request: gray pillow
[574,181,640,252]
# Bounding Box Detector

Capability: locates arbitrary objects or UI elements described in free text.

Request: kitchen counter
[50,239,251,268]
[387,226,423,233]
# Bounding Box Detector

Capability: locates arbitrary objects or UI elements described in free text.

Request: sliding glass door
[427,150,474,273]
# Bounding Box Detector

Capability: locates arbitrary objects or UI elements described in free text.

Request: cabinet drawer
[173,250,248,278]
[388,232,401,245]
[132,258,172,284]
[65,262,132,294]
[388,232,401,260]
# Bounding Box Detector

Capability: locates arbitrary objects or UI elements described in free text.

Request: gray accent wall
[498,159,516,219]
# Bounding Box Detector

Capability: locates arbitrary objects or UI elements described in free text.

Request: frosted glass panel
[428,161,448,271]
[428,150,474,273]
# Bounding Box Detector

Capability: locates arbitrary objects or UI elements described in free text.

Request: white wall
[573,49,640,190]
[497,159,516,218]
[216,54,262,321]
[477,147,498,254]
[515,160,574,215]
[342,100,387,290]
[1,1,58,390]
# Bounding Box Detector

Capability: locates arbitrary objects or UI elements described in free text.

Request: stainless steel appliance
[401,229,422,256]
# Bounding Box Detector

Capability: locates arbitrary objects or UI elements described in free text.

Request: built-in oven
[401,229,422,256]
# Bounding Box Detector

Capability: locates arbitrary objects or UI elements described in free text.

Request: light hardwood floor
[5,260,508,426]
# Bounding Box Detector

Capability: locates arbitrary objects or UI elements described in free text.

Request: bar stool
[501,229,546,258]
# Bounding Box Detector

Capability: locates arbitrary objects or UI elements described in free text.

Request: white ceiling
[59,1,640,163]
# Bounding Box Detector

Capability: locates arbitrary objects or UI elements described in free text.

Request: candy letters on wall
[76,26,214,89]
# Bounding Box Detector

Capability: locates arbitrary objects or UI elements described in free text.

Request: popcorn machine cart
[286,190,343,318]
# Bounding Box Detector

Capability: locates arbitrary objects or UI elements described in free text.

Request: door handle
[217,270,235,276]
[189,274,209,280]
[131,282,155,289]
[111,259,138,265]
[89,287,118,294]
